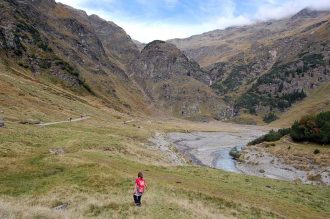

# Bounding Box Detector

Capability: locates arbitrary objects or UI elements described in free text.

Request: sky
[55,0,330,43]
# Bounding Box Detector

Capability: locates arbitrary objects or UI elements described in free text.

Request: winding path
[37,116,90,126]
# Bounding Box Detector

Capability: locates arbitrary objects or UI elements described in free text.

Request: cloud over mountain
[56,0,330,42]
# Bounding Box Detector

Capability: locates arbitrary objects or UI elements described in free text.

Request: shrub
[290,111,330,144]
[235,93,259,115]
[18,62,29,68]
[280,90,306,106]
[302,53,325,71]
[314,149,320,154]
[263,112,278,123]
[264,130,282,141]
[211,82,225,94]
[248,129,289,145]
[278,128,291,136]
[248,136,265,145]
[39,59,51,69]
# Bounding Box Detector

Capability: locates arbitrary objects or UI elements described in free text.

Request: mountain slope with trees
[170,9,330,123]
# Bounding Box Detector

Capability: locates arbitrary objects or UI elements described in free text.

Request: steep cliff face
[88,14,139,69]
[169,9,330,121]
[0,0,148,113]
[130,41,230,120]
[131,41,210,85]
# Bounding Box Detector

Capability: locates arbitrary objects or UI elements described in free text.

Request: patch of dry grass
[260,136,330,170]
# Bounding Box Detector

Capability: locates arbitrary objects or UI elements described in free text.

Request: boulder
[229,147,241,160]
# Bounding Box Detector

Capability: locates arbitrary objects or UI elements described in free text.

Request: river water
[167,126,266,172]
[164,125,329,185]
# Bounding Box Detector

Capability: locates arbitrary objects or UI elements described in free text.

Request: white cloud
[78,8,207,42]
[254,0,330,20]
[55,0,330,43]
[79,6,252,43]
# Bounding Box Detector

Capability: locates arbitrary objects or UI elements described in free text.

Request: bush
[248,128,290,145]
[39,59,51,69]
[278,128,291,136]
[248,136,264,145]
[235,93,259,115]
[263,112,278,123]
[264,130,282,141]
[290,111,330,144]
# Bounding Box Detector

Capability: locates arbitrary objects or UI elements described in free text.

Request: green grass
[1,122,330,218]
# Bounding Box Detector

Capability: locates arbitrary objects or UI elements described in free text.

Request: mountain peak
[144,40,167,49]
[291,8,320,19]
[130,40,228,119]
[142,40,181,57]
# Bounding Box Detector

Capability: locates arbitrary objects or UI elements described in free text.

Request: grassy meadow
[1,121,330,219]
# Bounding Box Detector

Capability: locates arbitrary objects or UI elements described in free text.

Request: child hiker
[133,172,147,207]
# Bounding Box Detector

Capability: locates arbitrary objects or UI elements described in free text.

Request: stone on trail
[49,148,65,155]
[53,203,68,211]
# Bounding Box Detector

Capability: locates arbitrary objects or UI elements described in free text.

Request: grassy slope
[0,63,330,218]
[1,123,330,219]
[256,136,330,171]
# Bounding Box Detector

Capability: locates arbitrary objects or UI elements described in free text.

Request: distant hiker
[69,117,72,122]
[133,172,147,207]
[80,114,83,119]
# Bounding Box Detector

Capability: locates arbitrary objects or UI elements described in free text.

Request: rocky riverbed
[149,123,329,185]
[149,123,267,169]
[237,145,330,185]
[166,129,265,172]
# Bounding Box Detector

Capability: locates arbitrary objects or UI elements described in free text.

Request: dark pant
[133,195,142,206]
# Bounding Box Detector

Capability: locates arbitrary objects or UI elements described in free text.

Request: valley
[0,0,330,218]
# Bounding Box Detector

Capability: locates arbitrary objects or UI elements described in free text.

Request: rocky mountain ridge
[0,0,141,101]
[130,40,231,119]
[169,8,330,122]
[1,1,329,122]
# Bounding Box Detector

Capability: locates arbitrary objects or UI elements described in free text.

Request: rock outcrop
[131,41,210,85]
[130,41,230,120]
[88,14,139,68]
